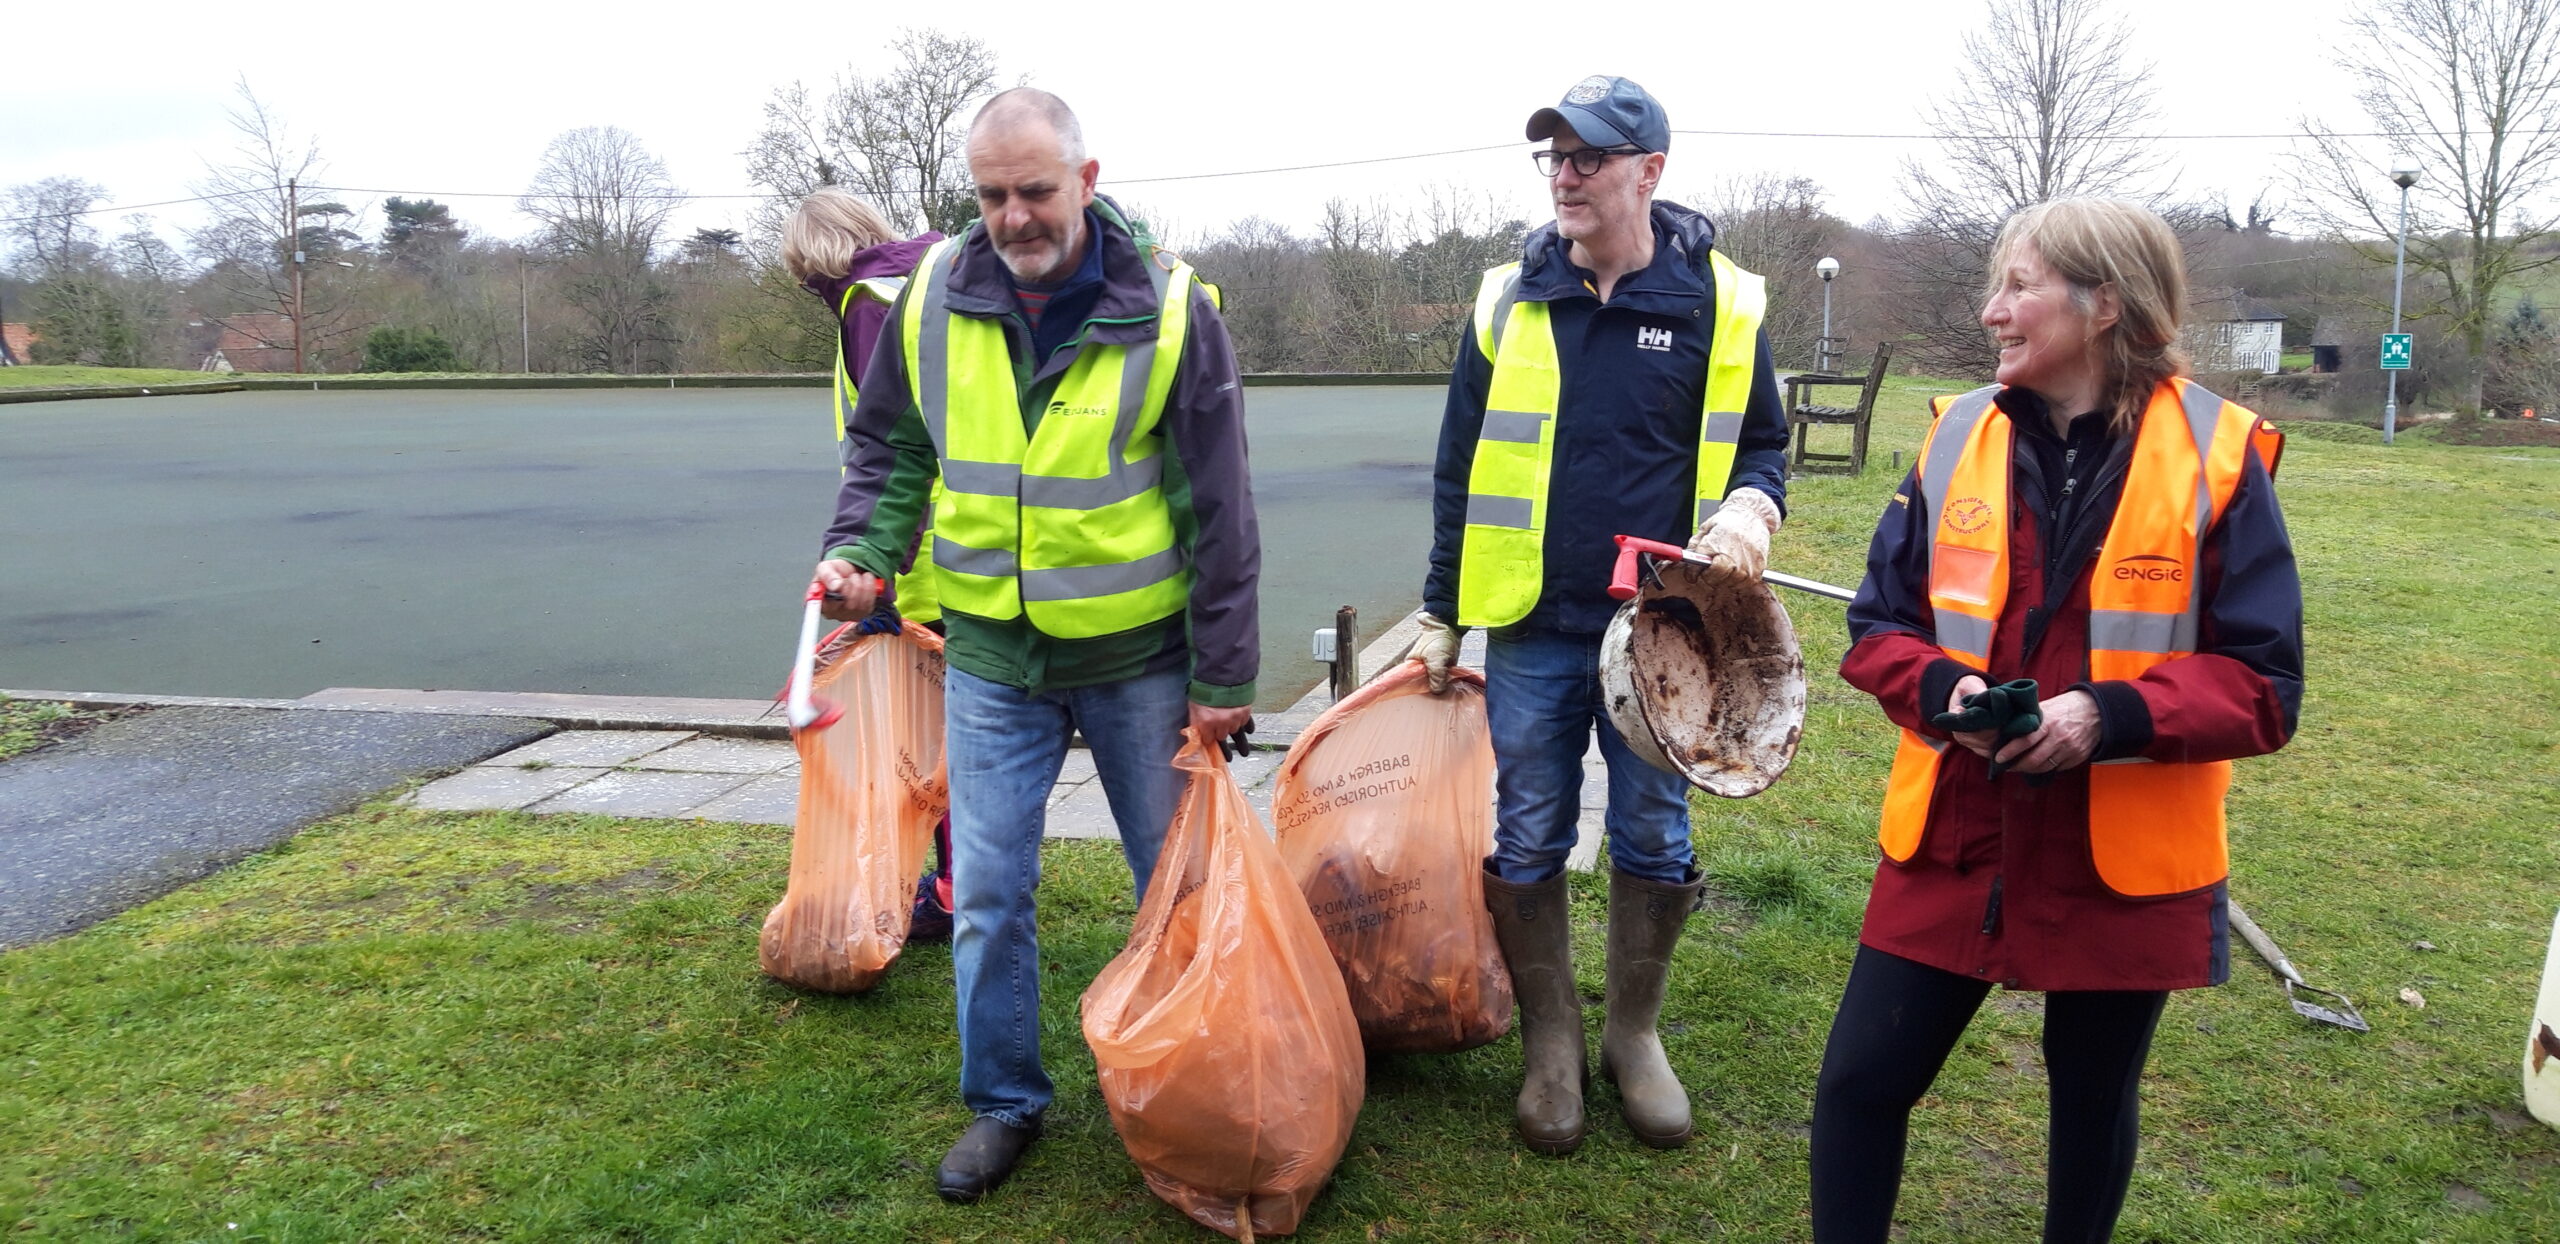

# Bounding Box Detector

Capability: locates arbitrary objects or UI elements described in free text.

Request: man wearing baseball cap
[1417,75,1791,1155]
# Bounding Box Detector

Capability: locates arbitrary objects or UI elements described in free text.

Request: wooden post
[1330,605,1358,702]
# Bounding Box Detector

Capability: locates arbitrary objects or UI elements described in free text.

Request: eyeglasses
[1532,146,1646,177]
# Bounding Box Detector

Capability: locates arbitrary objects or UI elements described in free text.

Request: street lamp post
[1815,256,1841,372]
[2386,158,2420,445]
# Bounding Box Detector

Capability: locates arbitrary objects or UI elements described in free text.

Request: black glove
[851,599,904,636]
[1217,716,1257,761]
[1931,678,2042,779]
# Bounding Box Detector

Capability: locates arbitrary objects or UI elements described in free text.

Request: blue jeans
[943,663,1190,1128]
[1485,626,1695,886]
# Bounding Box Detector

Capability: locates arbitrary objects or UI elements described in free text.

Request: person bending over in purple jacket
[781,187,952,939]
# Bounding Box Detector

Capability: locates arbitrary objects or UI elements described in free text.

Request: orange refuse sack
[758,621,947,994]
[1274,658,1511,1053]
[1081,730,1364,1240]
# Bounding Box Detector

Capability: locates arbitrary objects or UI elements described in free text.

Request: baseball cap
[1526,75,1671,154]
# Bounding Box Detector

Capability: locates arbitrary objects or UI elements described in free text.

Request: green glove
[1931,678,2042,779]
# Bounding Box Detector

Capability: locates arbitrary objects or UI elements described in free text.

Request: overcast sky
[9,0,2373,260]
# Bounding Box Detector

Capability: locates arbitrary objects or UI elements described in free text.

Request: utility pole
[289,177,305,374]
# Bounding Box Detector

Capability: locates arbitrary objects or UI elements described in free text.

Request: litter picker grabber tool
[1605,534,1859,604]
[2228,901,2369,1032]
[786,585,846,733]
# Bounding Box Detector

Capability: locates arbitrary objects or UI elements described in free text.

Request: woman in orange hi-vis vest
[1811,199,2303,1244]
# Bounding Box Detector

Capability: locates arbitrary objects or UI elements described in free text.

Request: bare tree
[743,30,1001,237]
[1695,176,1845,369]
[1895,0,2163,373]
[520,126,681,372]
[187,79,359,366]
[3,178,108,278]
[2293,0,2560,412]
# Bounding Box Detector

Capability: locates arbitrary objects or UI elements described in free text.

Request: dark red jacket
[1839,386,2302,991]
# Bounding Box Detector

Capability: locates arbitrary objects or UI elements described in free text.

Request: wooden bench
[1784,342,1894,476]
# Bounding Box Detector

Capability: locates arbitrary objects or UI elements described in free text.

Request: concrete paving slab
[480,730,694,769]
[0,707,553,949]
[690,774,800,826]
[1056,749,1097,785]
[1044,780,1121,841]
[1568,806,1607,873]
[408,765,607,812]
[527,771,753,818]
[640,736,795,774]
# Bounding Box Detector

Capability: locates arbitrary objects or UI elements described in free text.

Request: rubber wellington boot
[1483,865,1587,1155]
[1600,867,1704,1148]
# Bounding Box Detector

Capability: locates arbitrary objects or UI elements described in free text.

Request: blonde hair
[1986,197,2191,434]
[782,187,897,283]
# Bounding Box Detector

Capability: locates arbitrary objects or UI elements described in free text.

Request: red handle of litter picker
[1609,534,1692,601]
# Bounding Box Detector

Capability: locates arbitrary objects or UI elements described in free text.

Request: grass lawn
[4,377,2558,1240]
[0,697,125,762]
[0,365,216,389]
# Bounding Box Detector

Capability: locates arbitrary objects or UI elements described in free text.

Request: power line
[3,126,2537,226]
[0,185,278,225]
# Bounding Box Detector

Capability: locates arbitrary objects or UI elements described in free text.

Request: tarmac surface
[0,386,1437,712]
[0,707,552,949]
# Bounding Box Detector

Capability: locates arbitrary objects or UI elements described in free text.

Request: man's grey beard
[998,217,1085,284]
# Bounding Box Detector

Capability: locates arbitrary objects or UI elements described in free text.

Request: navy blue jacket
[1424,201,1791,634]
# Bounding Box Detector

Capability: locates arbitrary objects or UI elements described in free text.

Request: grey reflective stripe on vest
[1704,410,1744,446]
[941,458,1017,497]
[839,436,859,471]
[1489,268,1522,357]
[1022,545,1186,602]
[1468,495,1534,528]
[1022,455,1164,508]
[1936,611,1994,660]
[1692,410,1746,525]
[914,245,958,456]
[2088,608,2194,655]
[2172,381,2226,654]
[933,535,1016,577]
[1481,409,1547,443]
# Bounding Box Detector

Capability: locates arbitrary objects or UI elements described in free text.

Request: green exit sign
[2381,333,2414,370]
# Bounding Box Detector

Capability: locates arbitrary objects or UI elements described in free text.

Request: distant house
[1,322,32,365]
[2187,291,2285,374]
[199,313,296,373]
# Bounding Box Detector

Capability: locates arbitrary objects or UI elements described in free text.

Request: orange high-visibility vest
[1881,378,2276,898]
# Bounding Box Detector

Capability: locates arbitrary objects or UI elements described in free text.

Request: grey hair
[969,87,1087,165]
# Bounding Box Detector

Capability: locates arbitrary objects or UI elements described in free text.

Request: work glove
[1931,678,2042,779]
[1687,487,1782,583]
[1415,612,1463,695]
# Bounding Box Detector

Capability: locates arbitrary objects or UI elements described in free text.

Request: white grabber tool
[785,584,847,734]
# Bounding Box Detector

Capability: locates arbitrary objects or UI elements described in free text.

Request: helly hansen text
[1636,327,1673,352]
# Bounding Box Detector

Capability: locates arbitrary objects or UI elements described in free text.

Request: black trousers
[1809,945,2169,1244]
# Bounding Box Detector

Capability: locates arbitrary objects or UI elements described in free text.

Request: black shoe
[908,872,953,944]
[935,1115,1039,1203]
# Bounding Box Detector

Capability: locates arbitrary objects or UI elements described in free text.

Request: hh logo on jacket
[1635,326,1673,352]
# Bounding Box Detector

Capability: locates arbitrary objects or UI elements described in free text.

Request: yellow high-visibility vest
[898,235,1199,638]
[833,276,942,624]
[1454,249,1766,628]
